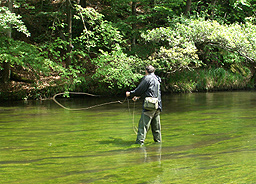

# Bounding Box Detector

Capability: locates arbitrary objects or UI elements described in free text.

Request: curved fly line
[53,92,127,111]
[52,92,138,134]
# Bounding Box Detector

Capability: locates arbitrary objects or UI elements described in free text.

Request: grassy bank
[167,68,254,93]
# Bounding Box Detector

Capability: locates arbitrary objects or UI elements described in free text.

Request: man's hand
[126,91,130,97]
[132,96,140,102]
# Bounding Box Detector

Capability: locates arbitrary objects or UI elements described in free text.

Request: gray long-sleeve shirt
[130,73,162,111]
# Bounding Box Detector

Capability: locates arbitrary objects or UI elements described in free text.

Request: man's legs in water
[135,110,161,144]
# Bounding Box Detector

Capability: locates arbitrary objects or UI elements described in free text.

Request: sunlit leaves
[74,5,124,54]
[91,48,145,93]
[0,36,50,76]
[142,18,256,74]
[0,7,30,37]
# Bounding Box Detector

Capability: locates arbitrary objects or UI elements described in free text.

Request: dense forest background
[1,0,256,100]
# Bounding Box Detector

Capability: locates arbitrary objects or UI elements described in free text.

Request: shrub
[168,67,252,93]
[90,48,150,94]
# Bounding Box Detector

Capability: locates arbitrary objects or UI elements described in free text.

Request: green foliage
[40,37,69,63]
[189,0,256,24]
[0,7,30,37]
[0,36,49,74]
[73,5,124,54]
[39,39,89,93]
[1,0,256,99]
[0,35,80,96]
[141,18,256,93]
[169,67,252,93]
[141,22,202,74]
[91,47,146,94]
[142,18,256,73]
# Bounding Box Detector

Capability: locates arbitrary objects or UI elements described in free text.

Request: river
[0,91,255,183]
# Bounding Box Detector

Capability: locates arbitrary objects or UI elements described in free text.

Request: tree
[66,0,72,67]
[185,0,191,15]
[2,0,13,83]
[0,1,30,83]
[131,0,137,50]
[188,0,256,24]
[77,0,86,8]
[142,18,256,76]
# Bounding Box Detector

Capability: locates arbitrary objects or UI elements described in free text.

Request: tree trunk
[210,0,217,18]
[66,0,72,67]
[185,0,192,15]
[2,0,13,83]
[78,0,86,8]
[149,0,156,25]
[2,62,10,83]
[131,1,137,50]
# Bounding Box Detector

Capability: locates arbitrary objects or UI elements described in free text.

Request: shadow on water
[97,132,241,162]
[98,137,135,147]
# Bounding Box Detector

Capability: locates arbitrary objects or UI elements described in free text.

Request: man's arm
[130,77,148,96]
[126,76,148,98]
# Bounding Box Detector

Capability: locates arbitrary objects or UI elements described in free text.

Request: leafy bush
[90,47,147,94]
[73,5,125,55]
[0,7,30,37]
[0,36,49,75]
[142,18,256,73]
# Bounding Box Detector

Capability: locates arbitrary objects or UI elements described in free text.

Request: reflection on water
[0,91,256,183]
[137,144,162,164]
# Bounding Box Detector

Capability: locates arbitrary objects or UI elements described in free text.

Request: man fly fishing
[126,65,162,145]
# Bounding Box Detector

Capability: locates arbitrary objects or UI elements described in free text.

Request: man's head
[146,65,155,74]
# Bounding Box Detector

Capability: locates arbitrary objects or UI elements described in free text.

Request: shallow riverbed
[0,91,255,183]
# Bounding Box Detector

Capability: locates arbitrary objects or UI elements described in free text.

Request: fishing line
[127,98,138,135]
[53,92,127,111]
[52,92,138,134]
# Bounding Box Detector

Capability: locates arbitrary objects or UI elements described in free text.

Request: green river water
[0,91,255,184]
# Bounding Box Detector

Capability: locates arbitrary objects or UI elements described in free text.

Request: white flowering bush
[142,18,256,73]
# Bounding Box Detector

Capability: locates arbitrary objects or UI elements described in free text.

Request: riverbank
[167,68,254,93]
[0,67,255,101]
[0,74,62,101]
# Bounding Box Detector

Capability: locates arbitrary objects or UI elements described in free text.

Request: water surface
[0,91,255,183]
